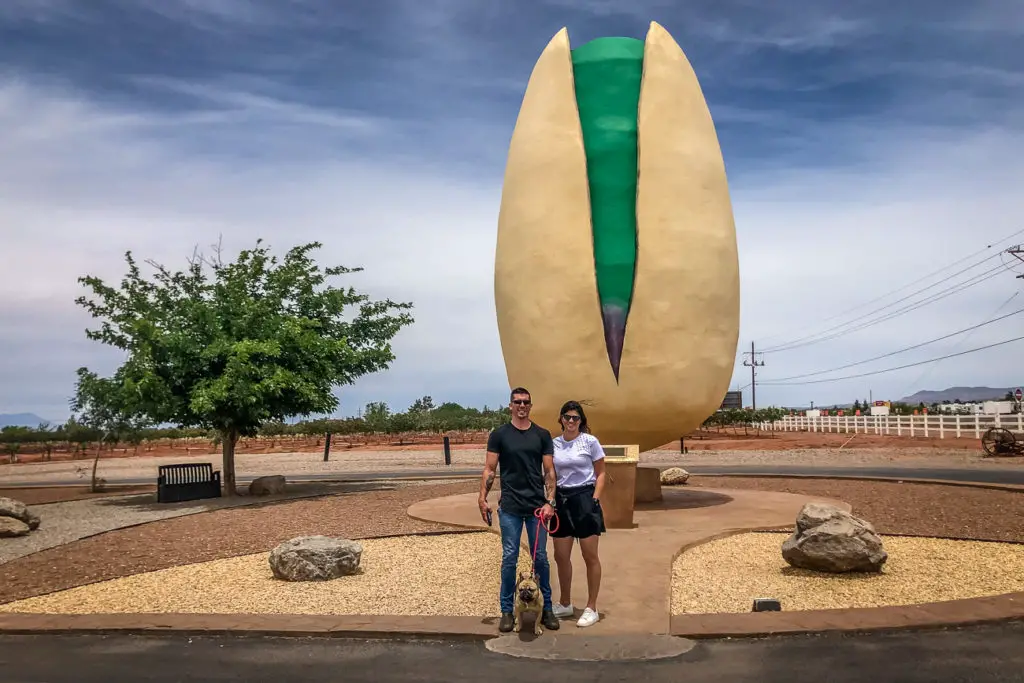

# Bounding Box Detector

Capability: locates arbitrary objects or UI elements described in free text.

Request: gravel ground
[2,477,1022,612]
[0,481,477,605]
[689,477,1024,542]
[2,445,1018,486]
[1,496,236,565]
[0,533,533,617]
[671,532,1024,614]
[0,481,448,565]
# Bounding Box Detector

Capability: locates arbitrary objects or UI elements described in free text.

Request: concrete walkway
[407,487,848,635]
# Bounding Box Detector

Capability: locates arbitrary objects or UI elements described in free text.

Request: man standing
[479,386,560,633]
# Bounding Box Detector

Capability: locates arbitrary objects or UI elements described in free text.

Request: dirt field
[2,427,1019,487]
[3,427,990,467]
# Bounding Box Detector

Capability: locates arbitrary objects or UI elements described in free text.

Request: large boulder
[0,497,40,531]
[0,517,31,538]
[781,502,887,573]
[660,467,690,485]
[269,535,363,581]
[249,475,286,496]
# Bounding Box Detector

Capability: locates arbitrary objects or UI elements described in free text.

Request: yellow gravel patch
[672,532,1024,614]
[0,533,533,617]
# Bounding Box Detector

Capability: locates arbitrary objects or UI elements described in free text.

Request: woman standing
[549,400,606,628]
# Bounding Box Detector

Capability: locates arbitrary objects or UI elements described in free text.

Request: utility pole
[1007,245,1023,279]
[742,341,766,410]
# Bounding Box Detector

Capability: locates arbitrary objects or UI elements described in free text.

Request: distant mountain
[0,413,50,429]
[898,387,1017,404]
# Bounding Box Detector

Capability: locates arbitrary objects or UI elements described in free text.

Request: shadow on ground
[636,489,733,512]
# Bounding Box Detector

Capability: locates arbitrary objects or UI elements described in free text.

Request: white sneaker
[576,607,599,628]
[552,602,574,618]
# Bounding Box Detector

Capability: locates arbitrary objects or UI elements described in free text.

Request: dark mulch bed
[690,476,1024,542]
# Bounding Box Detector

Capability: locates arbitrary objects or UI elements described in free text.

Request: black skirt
[551,483,606,539]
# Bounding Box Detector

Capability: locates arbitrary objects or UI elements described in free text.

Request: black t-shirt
[486,421,553,516]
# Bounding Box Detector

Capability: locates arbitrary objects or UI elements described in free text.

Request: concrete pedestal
[601,444,639,529]
[634,466,663,503]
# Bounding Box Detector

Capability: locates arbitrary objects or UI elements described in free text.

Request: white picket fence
[765,413,1024,439]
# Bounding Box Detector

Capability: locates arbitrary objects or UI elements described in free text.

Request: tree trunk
[221,428,239,497]
[90,445,103,492]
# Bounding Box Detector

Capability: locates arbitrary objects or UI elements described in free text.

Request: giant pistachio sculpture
[494,22,740,451]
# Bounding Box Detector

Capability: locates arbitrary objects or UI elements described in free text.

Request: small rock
[782,503,887,573]
[249,475,286,496]
[660,467,690,485]
[269,535,363,581]
[0,517,31,538]
[0,497,40,530]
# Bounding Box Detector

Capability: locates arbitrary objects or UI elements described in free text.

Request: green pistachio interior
[570,36,644,380]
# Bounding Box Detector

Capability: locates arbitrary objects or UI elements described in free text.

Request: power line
[893,291,1019,399]
[762,304,1024,382]
[758,226,1024,350]
[761,256,1004,352]
[762,262,1006,354]
[759,334,1024,386]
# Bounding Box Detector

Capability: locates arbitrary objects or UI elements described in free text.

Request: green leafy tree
[363,401,391,433]
[0,426,33,463]
[70,371,153,491]
[408,396,435,414]
[73,239,414,496]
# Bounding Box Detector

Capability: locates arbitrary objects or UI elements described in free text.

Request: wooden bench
[157,463,222,503]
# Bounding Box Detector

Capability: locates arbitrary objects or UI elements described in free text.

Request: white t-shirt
[552,432,605,489]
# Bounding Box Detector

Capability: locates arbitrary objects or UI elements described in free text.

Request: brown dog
[513,571,545,635]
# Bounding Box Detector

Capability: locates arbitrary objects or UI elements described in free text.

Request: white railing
[767,413,1024,439]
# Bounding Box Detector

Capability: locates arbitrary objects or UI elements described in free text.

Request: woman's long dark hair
[558,400,590,433]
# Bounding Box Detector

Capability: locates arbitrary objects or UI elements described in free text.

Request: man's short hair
[510,387,531,402]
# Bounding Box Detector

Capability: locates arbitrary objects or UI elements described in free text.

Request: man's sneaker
[541,609,560,631]
[552,602,574,619]
[498,612,514,633]
[576,607,599,628]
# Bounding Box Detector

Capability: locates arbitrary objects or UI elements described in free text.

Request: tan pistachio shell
[494,22,740,451]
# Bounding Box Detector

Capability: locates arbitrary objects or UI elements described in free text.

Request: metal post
[443,436,451,466]
[323,432,332,462]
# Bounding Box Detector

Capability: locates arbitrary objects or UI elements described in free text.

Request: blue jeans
[498,508,552,614]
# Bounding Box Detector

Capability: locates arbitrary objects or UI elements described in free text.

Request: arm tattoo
[544,464,556,501]
[484,472,495,496]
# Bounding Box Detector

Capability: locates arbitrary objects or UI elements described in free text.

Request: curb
[670,593,1024,639]
[0,613,498,641]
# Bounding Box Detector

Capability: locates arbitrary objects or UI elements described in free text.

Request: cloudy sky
[1,0,1023,423]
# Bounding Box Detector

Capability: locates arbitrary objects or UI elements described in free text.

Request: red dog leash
[530,506,559,574]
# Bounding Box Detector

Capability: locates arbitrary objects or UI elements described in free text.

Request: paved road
[3,464,1023,488]
[2,623,1023,682]
[682,464,1024,485]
